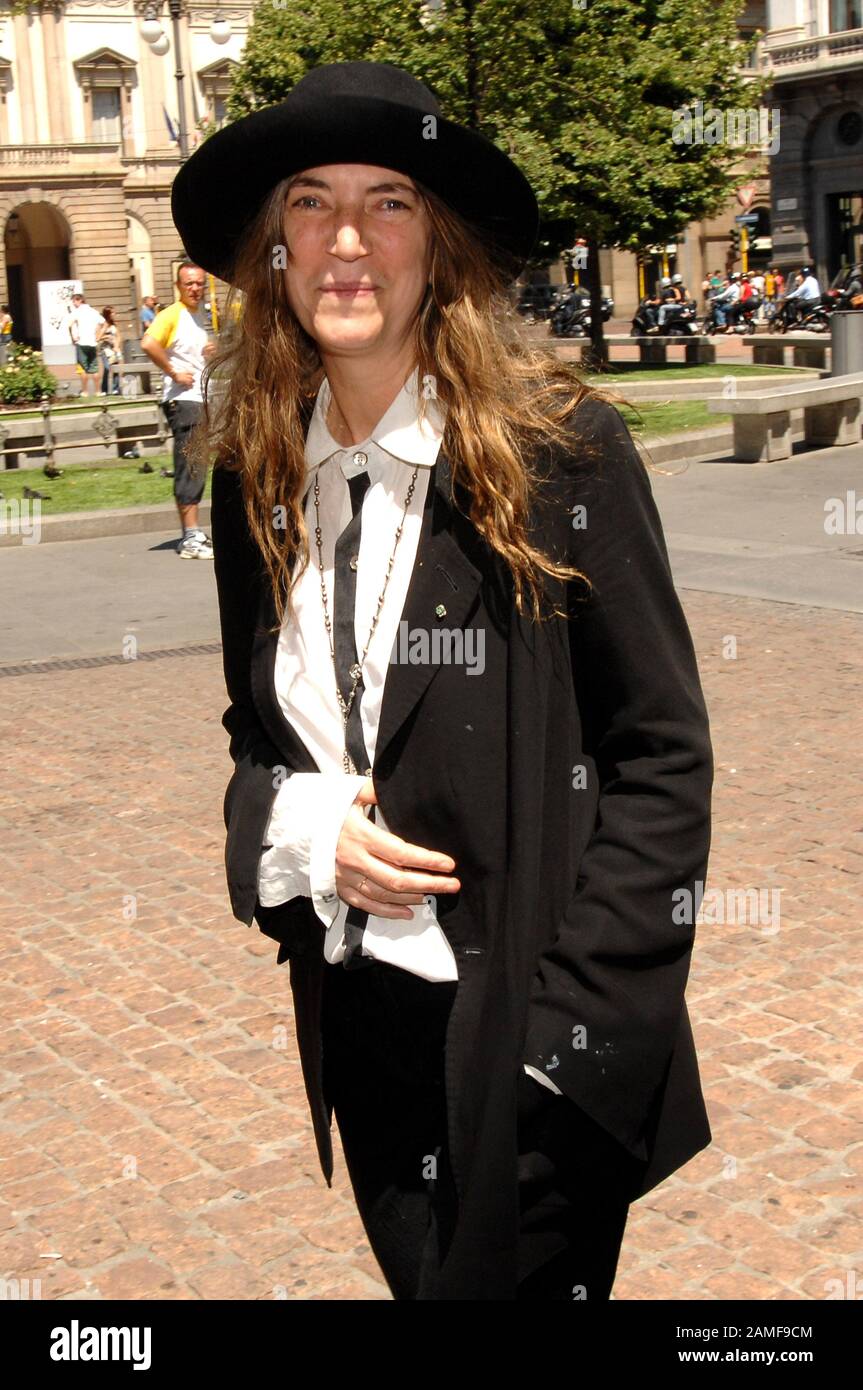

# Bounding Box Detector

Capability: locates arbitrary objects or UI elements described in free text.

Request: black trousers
[321,958,643,1301]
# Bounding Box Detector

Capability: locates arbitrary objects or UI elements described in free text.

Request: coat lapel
[375,448,482,766]
[250,446,483,774]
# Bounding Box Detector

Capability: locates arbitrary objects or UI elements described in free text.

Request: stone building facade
[0,1,249,351]
[4,1,858,345]
[762,0,863,284]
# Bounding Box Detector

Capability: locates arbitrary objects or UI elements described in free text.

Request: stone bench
[58,362,157,397]
[707,372,863,462]
[744,334,831,371]
[118,363,157,397]
[602,334,717,366]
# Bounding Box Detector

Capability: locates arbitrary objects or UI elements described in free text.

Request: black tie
[333,469,372,777]
[332,465,376,971]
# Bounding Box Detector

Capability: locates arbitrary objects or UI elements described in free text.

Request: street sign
[737,183,758,210]
[735,213,759,226]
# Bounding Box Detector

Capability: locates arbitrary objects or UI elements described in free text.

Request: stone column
[42,1,70,142]
[12,11,38,144]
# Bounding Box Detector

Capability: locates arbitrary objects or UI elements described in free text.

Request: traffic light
[730,228,740,260]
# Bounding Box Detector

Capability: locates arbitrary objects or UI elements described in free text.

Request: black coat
[209,396,714,1300]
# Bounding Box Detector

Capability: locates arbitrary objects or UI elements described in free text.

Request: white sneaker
[192,530,213,557]
[178,533,213,559]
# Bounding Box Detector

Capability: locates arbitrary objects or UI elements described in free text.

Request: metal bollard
[40,393,55,471]
[831,311,863,377]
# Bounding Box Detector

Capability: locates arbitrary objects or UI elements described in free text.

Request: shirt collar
[304,366,446,478]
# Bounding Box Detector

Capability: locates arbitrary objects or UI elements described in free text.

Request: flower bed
[0,342,59,405]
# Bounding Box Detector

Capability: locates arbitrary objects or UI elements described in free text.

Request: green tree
[228,0,767,361]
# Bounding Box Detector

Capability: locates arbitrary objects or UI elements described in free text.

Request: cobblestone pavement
[1,588,860,1301]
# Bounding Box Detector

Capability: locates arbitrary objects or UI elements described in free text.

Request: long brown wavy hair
[187,174,608,629]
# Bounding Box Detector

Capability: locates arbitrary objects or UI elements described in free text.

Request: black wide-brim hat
[171,61,539,284]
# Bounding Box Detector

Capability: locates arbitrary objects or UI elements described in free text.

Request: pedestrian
[67,292,105,398]
[172,59,714,1301]
[0,303,12,366]
[140,263,217,558]
[772,266,785,299]
[139,295,157,336]
[764,267,775,302]
[702,268,721,310]
[96,307,123,396]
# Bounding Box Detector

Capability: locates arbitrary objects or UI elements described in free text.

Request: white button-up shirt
[256,366,560,1091]
[257,367,458,981]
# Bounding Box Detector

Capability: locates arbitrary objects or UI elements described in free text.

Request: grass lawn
[0,457,208,513]
[0,405,722,519]
[616,400,729,436]
[583,362,806,383]
[0,400,728,515]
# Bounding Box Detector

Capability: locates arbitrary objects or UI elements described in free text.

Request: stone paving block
[1,591,860,1299]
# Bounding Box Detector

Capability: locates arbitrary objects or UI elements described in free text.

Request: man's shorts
[161,398,206,506]
[75,344,98,374]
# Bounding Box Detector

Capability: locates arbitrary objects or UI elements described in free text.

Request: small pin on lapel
[435,603,447,618]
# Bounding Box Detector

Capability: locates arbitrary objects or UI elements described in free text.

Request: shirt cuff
[257,773,366,915]
[524,1064,563,1095]
[308,774,368,929]
[257,844,307,908]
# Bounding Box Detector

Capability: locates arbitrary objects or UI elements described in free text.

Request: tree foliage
[230,0,766,261]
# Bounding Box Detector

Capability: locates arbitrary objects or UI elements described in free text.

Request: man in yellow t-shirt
[141,262,217,558]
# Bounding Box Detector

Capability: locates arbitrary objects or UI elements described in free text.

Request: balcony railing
[0,142,123,169]
[763,26,863,76]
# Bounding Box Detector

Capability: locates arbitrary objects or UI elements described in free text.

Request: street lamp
[140,13,163,43]
[140,3,232,160]
[210,4,232,44]
[167,0,189,161]
[139,1,188,160]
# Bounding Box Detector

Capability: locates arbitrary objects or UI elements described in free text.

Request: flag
[162,105,179,144]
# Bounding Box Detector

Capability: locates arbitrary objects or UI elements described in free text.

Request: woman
[173,61,713,1301]
[97,306,123,395]
[0,303,13,366]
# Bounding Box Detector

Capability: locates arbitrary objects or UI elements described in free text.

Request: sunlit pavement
[1,449,860,1299]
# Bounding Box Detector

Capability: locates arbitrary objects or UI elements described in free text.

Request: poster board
[38,279,82,365]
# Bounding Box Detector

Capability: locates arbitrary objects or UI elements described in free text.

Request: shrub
[0,341,58,405]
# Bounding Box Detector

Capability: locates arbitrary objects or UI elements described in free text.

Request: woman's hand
[335,777,460,919]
